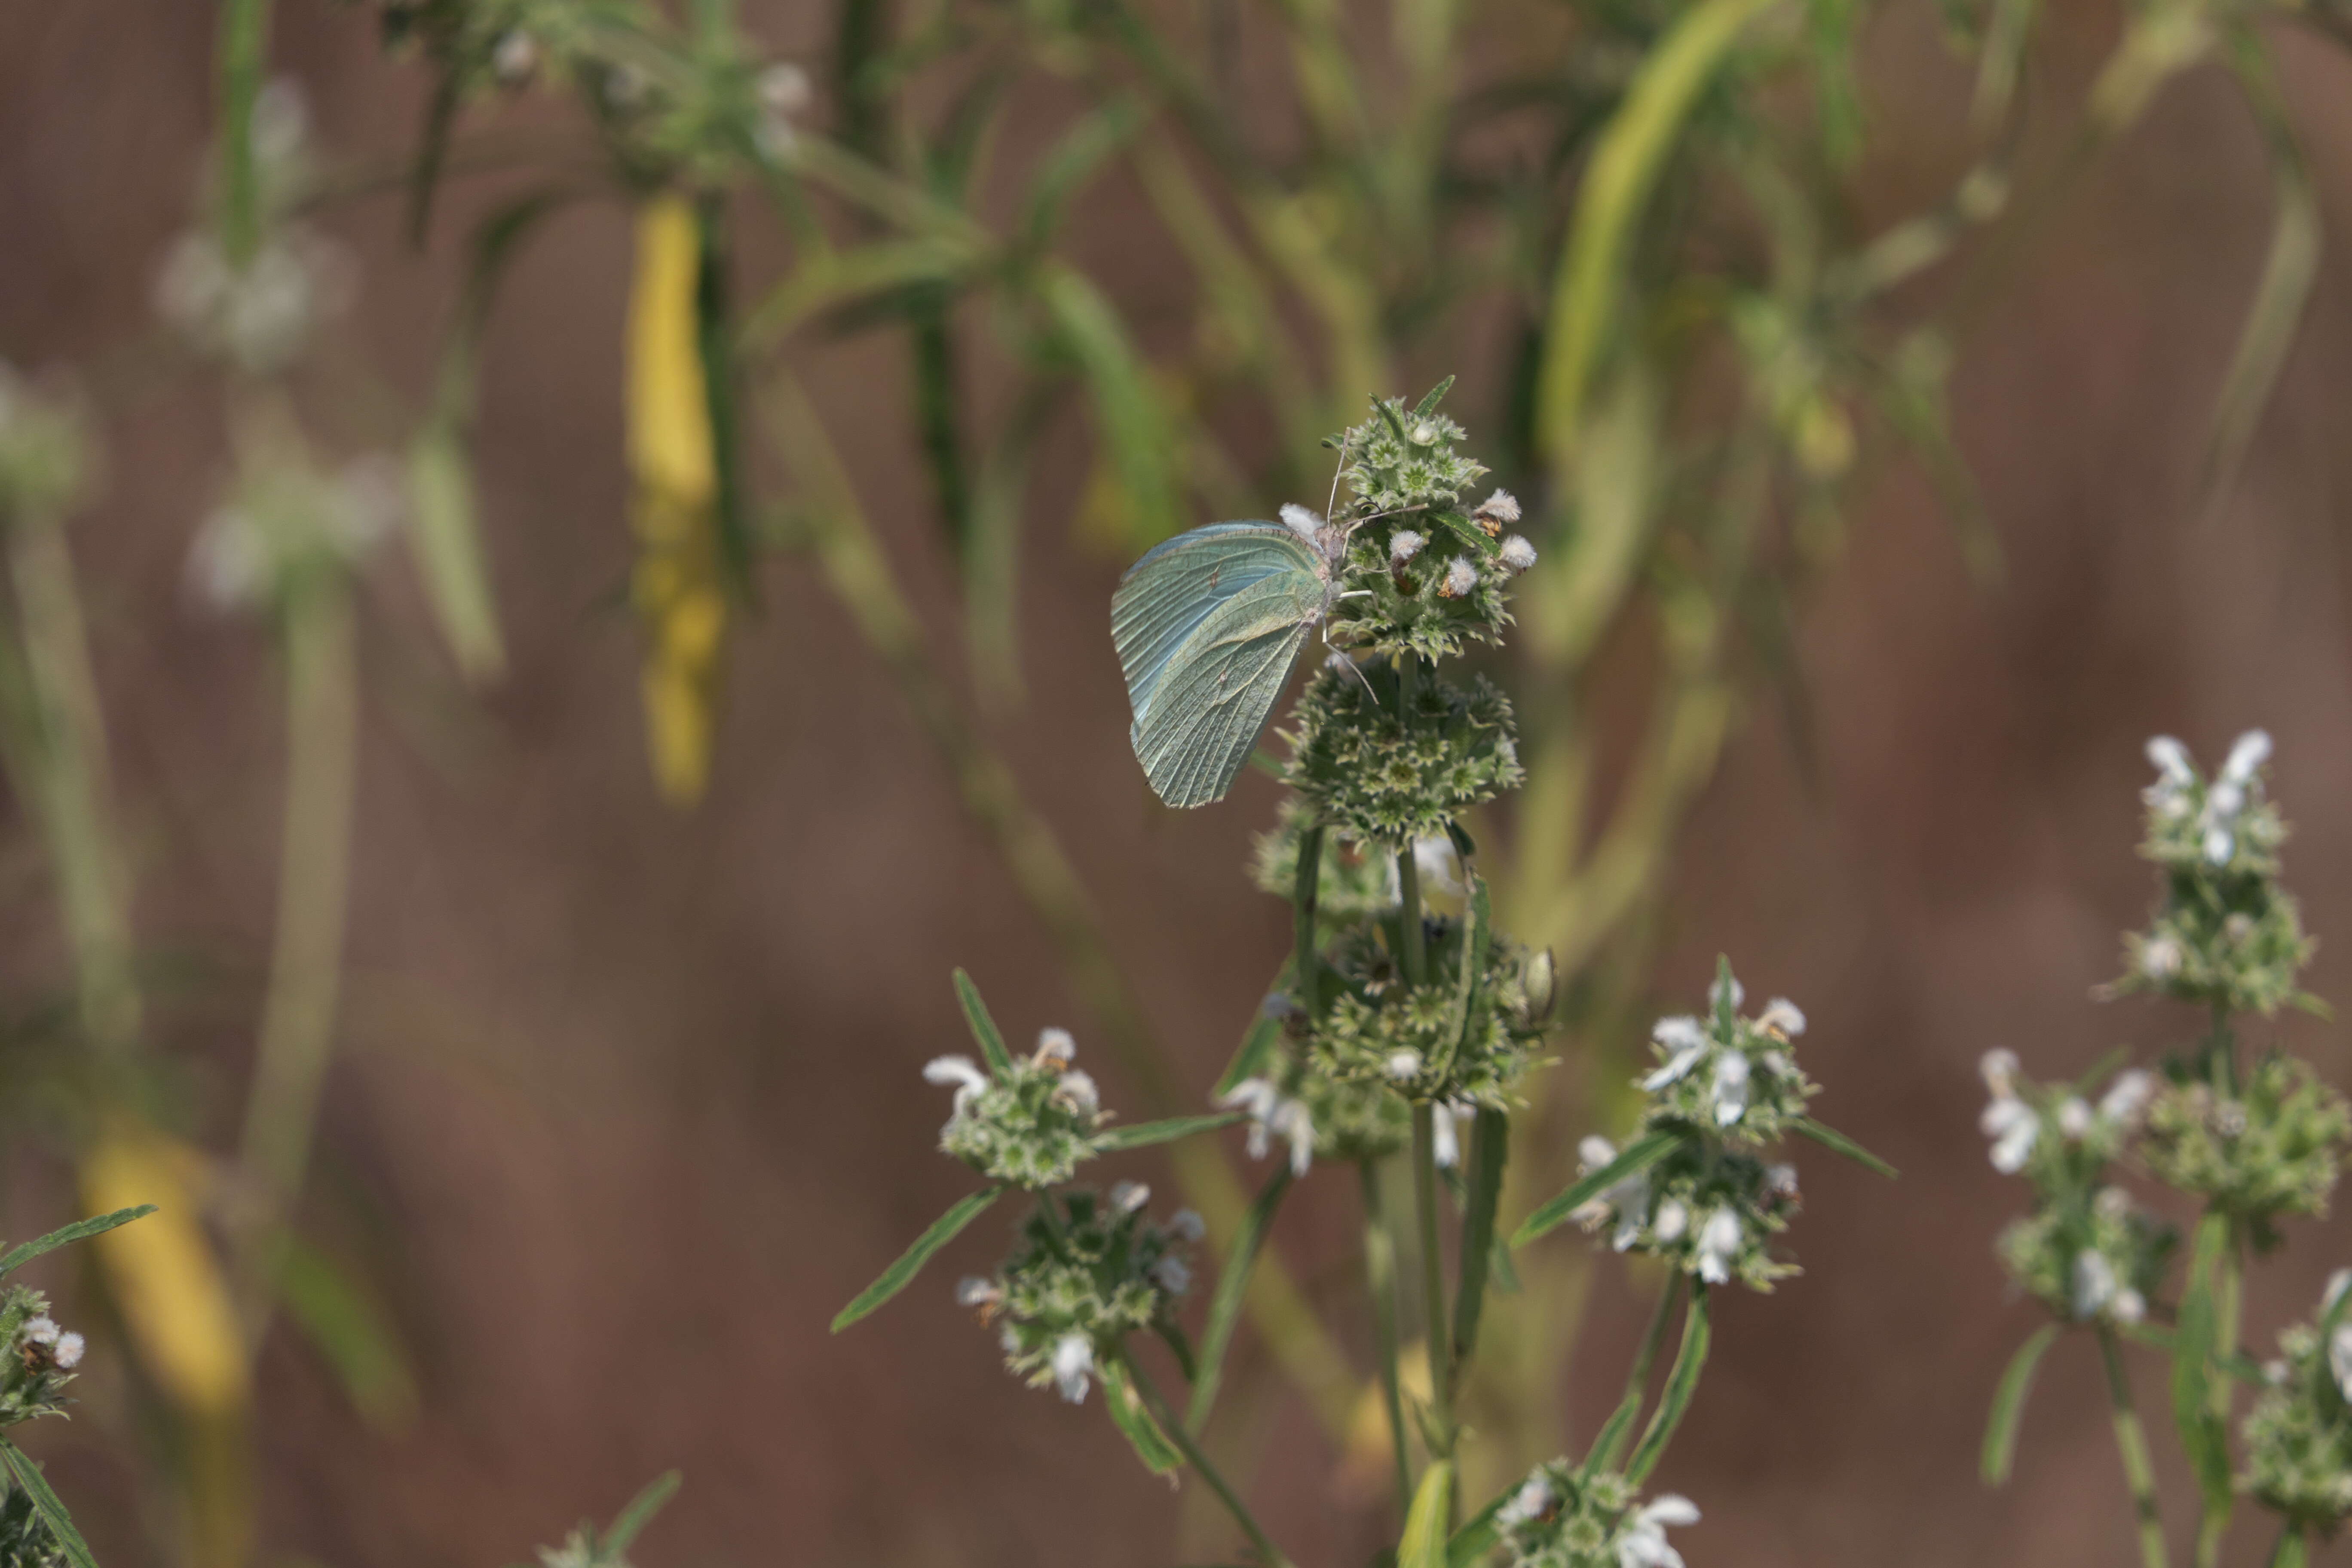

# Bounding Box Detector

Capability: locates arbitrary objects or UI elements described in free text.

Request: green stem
[1412,1103,1454,1468]
[215,0,276,266]
[234,579,360,1330]
[2266,1523,2307,1568]
[2100,1328,2172,1568]
[1360,1158,1414,1515]
[4,502,141,1064]
[1127,1354,1298,1568]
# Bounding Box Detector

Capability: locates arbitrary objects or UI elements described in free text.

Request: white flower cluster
[1636,967,1813,1140]
[1571,1135,1791,1286]
[1975,1049,2152,1175]
[190,454,404,612]
[1495,1463,1701,1568]
[925,1026,1109,1188]
[15,1314,82,1371]
[2146,729,2271,867]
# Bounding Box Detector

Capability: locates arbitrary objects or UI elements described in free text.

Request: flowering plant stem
[234,576,359,1332]
[1413,1103,1455,1470]
[1360,1158,1415,1514]
[1124,1351,1298,1568]
[2099,1326,2172,1568]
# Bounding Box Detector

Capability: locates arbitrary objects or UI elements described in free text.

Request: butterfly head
[1279,502,1352,575]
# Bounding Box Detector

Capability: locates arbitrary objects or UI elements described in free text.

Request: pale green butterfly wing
[1114,523,1317,721]
[1112,522,1331,808]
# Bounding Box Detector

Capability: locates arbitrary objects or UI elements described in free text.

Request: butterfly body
[1112,513,1350,808]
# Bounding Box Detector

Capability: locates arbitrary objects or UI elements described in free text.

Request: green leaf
[1625,1286,1711,1485]
[1187,1165,1291,1432]
[1791,1118,1897,1179]
[1093,1113,1243,1153]
[1018,97,1145,254]
[1397,1458,1455,1568]
[1154,1319,1197,1383]
[1216,960,1292,1099]
[2171,1215,2234,1516]
[1583,1386,1645,1478]
[1512,1131,1680,1247]
[0,1205,155,1278]
[1446,1490,1506,1568]
[1412,377,1458,422]
[1981,1324,2060,1484]
[601,1471,682,1558]
[1536,0,1776,467]
[277,1236,420,1431]
[1185,1166,1298,1439]
[1035,264,1179,547]
[0,1437,97,1568]
[1101,1355,1184,1475]
[1451,1108,1508,1372]
[832,1186,1003,1332]
[952,968,1015,1076]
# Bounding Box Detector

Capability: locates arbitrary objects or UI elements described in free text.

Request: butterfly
[1112,503,1354,808]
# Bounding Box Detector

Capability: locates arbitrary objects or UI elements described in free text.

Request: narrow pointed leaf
[1584,1386,1645,1477]
[1093,1113,1243,1153]
[1981,1324,2060,1484]
[0,1205,155,1278]
[1188,1165,1291,1432]
[1398,1458,1455,1568]
[602,1471,682,1556]
[2171,1214,2234,1515]
[0,1437,97,1568]
[1447,1489,1506,1568]
[952,968,1015,1076]
[1451,1108,1508,1372]
[1792,1118,1897,1179]
[832,1186,1003,1332]
[1412,376,1458,421]
[1513,1131,1680,1246]
[1625,1286,1711,1485]
[1102,1355,1184,1475]
[1216,975,1289,1099]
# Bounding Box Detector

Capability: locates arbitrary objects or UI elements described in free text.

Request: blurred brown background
[7,1,2352,1565]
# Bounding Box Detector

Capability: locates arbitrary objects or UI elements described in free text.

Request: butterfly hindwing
[1113,522,1331,808]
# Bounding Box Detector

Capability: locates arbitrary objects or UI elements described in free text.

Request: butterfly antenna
[1324,432,1350,529]
[1321,625,1381,703]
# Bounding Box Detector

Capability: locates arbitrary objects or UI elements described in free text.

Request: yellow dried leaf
[80,1127,249,1417]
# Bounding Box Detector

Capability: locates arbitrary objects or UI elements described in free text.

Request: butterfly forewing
[1112,522,1332,808]
[1113,524,1317,723]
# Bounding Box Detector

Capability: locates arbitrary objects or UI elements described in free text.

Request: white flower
[1496,1474,1553,1528]
[1385,1050,1423,1081]
[2223,729,2272,784]
[2146,735,2194,791]
[956,1276,1001,1310]
[1620,1494,1700,1568]
[2099,1070,2155,1125]
[1643,1017,1709,1090]
[2111,1289,2146,1326]
[1709,968,1746,1013]
[52,1332,82,1369]
[1413,835,1465,897]
[1766,1164,1800,1202]
[2203,823,2235,866]
[491,30,538,84]
[1474,490,1522,525]
[2057,1097,2093,1140]
[2094,1185,2133,1222]
[1110,1180,1151,1214]
[1440,556,1479,597]
[1756,998,1806,1038]
[1170,1209,1205,1242]
[2139,934,2183,979]
[1051,1333,1095,1403]
[2072,1250,2118,1320]
[1498,535,1537,573]
[1151,1254,1192,1295]
[1412,421,1440,445]
[1710,1052,1751,1127]
[1279,502,1324,539]
[1032,1028,1077,1069]
[759,61,813,116]
[1981,1094,2039,1174]
[1580,1135,1617,1170]
[1652,1198,1689,1242]
[1431,1103,1463,1170]
[924,1055,990,1120]
[1219,1078,1315,1176]
[1612,1176,1651,1253]
[1979,1048,2020,1099]
[2331,1324,2352,1404]
[1390,529,1425,564]
[1053,1069,1100,1118]
[21,1317,57,1347]
[1695,1208,1741,1284]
